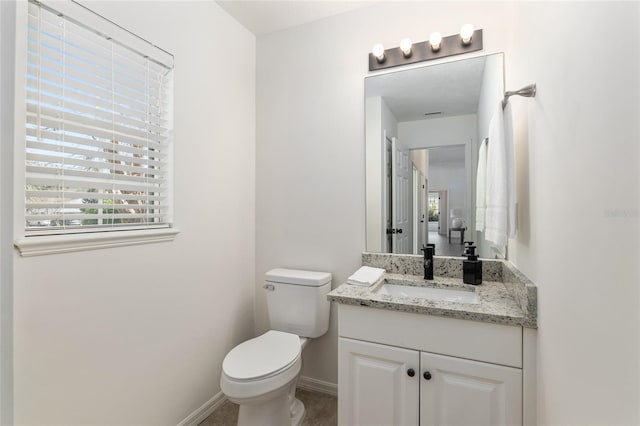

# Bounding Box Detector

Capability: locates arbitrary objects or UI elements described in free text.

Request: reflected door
[384,138,393,252]
[438,190,448,236]
[420,177,428,249]
[413,168,428,254]
[392,137,411,254]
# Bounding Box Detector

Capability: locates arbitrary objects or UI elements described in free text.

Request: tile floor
[199,388,337,426]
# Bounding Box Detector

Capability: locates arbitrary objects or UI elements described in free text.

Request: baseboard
[176,391,227,426]
[297,376,338,396]
[176,377,336,425]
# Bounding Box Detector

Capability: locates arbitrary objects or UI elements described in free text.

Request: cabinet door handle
[423,371,432,380]
[407,368,415,377]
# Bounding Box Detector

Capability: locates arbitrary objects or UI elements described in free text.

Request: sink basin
[375,283,480,304]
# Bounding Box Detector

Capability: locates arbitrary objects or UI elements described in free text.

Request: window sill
[14,228,180,257]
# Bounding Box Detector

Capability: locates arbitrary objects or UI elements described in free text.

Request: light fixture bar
[368,29,483,72]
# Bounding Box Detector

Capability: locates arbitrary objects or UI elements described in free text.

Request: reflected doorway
[427,190,460,256]
[383,142,469,257]
[428,191,440,234]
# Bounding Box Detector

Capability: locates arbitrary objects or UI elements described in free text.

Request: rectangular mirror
[365,53,505,258]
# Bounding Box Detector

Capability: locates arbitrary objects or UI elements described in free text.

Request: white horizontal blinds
[26,0,174,235]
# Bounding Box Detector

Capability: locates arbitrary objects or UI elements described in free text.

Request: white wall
[365,96,398,252]
[477,53,504,147]
[0,1,15,423]
[410,149,428,179]
[255,8,371,384]
[505,2,640,424]
[11,2,256,424]
[381,97,399,142]
[399,114,477,150]
[475,53,505,258]
[256,2,640,424]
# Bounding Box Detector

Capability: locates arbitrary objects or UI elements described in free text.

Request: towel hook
[502,83,536,108]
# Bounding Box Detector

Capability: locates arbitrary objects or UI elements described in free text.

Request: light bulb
[400,38,412,57]
[429,32,442,51]
[372,43,385,62]
[460,24,475,45]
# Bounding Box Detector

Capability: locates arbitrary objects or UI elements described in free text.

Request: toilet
[220,268,332,426]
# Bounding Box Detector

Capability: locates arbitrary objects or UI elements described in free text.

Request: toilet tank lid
[265,268,331,287]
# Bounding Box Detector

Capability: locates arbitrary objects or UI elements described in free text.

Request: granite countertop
[327,253,538,328]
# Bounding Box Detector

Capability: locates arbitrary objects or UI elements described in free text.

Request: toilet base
[291,397,305,426]
[235,381,306,426]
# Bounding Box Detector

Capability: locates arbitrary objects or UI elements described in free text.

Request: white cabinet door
[339,337,419,426]
[420,352,522,426]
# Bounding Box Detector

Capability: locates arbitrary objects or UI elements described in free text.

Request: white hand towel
[475,138,488,232]
[484,101,509,246]
[347,266,385,287]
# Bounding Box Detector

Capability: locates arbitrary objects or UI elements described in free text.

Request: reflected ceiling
[366,56,487,122]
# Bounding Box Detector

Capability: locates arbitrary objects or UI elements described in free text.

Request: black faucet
[462,241,475,256]
[421,244,435,280]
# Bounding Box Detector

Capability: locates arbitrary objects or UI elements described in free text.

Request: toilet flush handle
[263,284,275,291]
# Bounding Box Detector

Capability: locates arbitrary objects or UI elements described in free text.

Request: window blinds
[25,0,174,235]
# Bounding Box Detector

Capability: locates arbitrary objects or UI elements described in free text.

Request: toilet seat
[222,330,301,381]
[220,331,303,400]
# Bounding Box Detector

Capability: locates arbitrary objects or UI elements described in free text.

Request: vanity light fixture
[372,43,385,63]
[429,32,442,52]
[369,27,483,71]
[460,24,475,45]
[400,38,413,57]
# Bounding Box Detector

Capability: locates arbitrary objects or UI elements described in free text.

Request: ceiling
[216,1,378,36]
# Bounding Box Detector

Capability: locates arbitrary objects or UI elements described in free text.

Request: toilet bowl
[221,331,309,426]
[219,268,332,426]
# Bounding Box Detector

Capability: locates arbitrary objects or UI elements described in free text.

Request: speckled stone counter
[328,253,537,328]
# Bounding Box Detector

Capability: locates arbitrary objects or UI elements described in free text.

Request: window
[24,0,174,238]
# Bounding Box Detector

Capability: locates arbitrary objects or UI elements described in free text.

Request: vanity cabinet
[337,304,525,426]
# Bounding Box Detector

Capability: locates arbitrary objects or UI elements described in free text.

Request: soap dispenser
[462,243,482,285]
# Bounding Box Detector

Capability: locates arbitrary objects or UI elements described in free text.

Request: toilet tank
[264,268,332,338]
